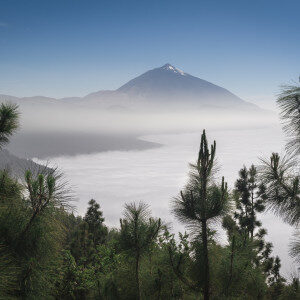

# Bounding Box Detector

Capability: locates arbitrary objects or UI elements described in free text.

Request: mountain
[0,63,259,111]
[0,64,272,159]
[117,63,253,109]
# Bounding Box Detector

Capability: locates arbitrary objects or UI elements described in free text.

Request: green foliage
[119,201,162,299]
[0,102,19,149]
[215,233,267,299]
[234,165,265,239]
[120,202,162,256]
[0,165,295,299]
[277,83,300,155]
[259,82,300,274]
[172,130,230,300]
[0,165,71,298]
[84,199,107,247]
[260,153,300,226]
[0,170,23,298]
[0,103,298,299]
[173,131,230,227]
[55,250,79,298]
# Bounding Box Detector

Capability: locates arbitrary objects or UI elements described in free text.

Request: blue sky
[0,0,299,108]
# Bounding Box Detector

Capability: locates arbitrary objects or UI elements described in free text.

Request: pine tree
[172,130,230,300]
[84,199,107,247]
[119,202,162,300]
[0,102,19,149]
[261,82,300,270]
[70,220,95,266]
[260,153,300,226]
[234,165,265,240]
[277,83,300,155]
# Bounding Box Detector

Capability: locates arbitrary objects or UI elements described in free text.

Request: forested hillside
[0,84,300,299]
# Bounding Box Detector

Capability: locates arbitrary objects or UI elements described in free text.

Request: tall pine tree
[173,130,230,300]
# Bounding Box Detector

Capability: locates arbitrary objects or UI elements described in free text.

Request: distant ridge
[0,149,52,177]
[0,63,260,111]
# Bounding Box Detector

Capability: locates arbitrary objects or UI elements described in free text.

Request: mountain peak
[116,63,257,111]
[160,63,186,76]
[162,63,173,68]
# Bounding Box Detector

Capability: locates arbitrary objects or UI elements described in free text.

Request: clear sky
[0,0,299,108]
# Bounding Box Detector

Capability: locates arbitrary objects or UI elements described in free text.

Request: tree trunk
[226,235,235,296]
[149,252,153,275]
[17,209,39,244]
[97,279,102,299]
[251,191,254,239]
[156,269,162,300]
[135,252,141,300]
[201,220,210,300]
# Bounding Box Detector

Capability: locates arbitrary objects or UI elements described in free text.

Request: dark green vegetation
[0,82,300,299]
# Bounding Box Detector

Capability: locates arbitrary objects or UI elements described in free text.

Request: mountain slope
[117,63,255,109]
[0,149,52,177]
